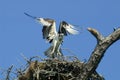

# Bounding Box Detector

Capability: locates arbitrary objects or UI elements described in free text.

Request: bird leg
[50,40,57,58]
[54,34,64,59]
[57,48,64,60]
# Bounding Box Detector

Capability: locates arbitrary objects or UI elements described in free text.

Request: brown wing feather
[42,26,48,39]
[58,21,67,36]
[42,25,53,43]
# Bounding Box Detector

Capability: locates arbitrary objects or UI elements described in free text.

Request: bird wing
[58,21,79,36]
[24,12,56,43]
[42,26,49,39]
[40,18,57,43]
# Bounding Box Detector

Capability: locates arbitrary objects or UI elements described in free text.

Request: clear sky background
[0,0,120,79]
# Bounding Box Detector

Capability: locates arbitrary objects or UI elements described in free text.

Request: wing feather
[40,18,57,43]
[24,13,56,43]
[59,21,79,35]
[42,26,49,39]
[58,22,67,36]
[38,18,52,26]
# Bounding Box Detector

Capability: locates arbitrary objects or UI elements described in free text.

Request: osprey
[24,13,79,58]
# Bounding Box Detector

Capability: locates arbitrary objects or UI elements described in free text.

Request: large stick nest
[18,58,104,80]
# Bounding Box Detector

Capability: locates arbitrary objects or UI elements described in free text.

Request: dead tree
[17,27,120,80]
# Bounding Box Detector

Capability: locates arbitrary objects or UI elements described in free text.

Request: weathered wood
[79,27,120,80]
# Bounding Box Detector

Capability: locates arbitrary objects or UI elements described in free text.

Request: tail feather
[44,46,53,58]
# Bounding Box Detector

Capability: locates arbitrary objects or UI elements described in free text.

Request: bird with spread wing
[24,13,79,59]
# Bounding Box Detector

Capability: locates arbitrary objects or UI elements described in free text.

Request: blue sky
[0,0,120,79]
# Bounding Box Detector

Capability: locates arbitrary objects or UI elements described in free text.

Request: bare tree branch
[5,65,13,80]
[80,27,120,79]
[87,27,104,42]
